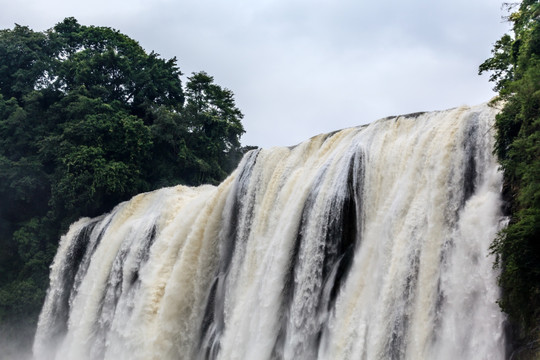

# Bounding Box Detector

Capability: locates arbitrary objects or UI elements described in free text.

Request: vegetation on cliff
[479,0,540,356]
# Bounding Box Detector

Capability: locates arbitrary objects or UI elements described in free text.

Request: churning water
[34,104,506,360]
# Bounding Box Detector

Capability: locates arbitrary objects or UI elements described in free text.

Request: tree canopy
[0,17,248,351]
[479,1,540,357]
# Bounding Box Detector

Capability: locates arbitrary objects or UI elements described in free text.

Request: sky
[0,0,511,148]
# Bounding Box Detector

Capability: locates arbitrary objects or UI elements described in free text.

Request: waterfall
[33,103,507,360]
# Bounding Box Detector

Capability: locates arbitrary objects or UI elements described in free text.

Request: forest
[0,17,250,348]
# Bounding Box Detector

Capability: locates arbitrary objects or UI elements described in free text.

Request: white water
[34,104,506,360]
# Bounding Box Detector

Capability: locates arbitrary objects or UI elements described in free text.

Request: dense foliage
[479,0,540,356]
[0,17,247,348]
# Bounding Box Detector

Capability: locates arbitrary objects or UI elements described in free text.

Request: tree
[0,18,248,352]
[182,71,245,183]
[479,1,540,357]
[48,18,185,123]
[0,24,51,100]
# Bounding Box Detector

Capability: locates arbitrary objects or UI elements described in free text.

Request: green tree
[48,18,184,122]
[0,24,51,100]
[479,1,540,357]
[44,89,153,225]
[182,71,245,183]
[0,18,248,353]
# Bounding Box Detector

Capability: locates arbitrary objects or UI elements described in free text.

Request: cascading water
[33,103,507,360]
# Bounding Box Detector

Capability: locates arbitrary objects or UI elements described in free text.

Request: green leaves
[0,17,248,338]
[46,18,185,123]
[46,95,153,221]
[479,34,514,92]
[183,71,245,181]
[481,0,540,350]
[0,25,51,100]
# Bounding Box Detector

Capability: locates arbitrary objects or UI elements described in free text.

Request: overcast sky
[1,0,510,148]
